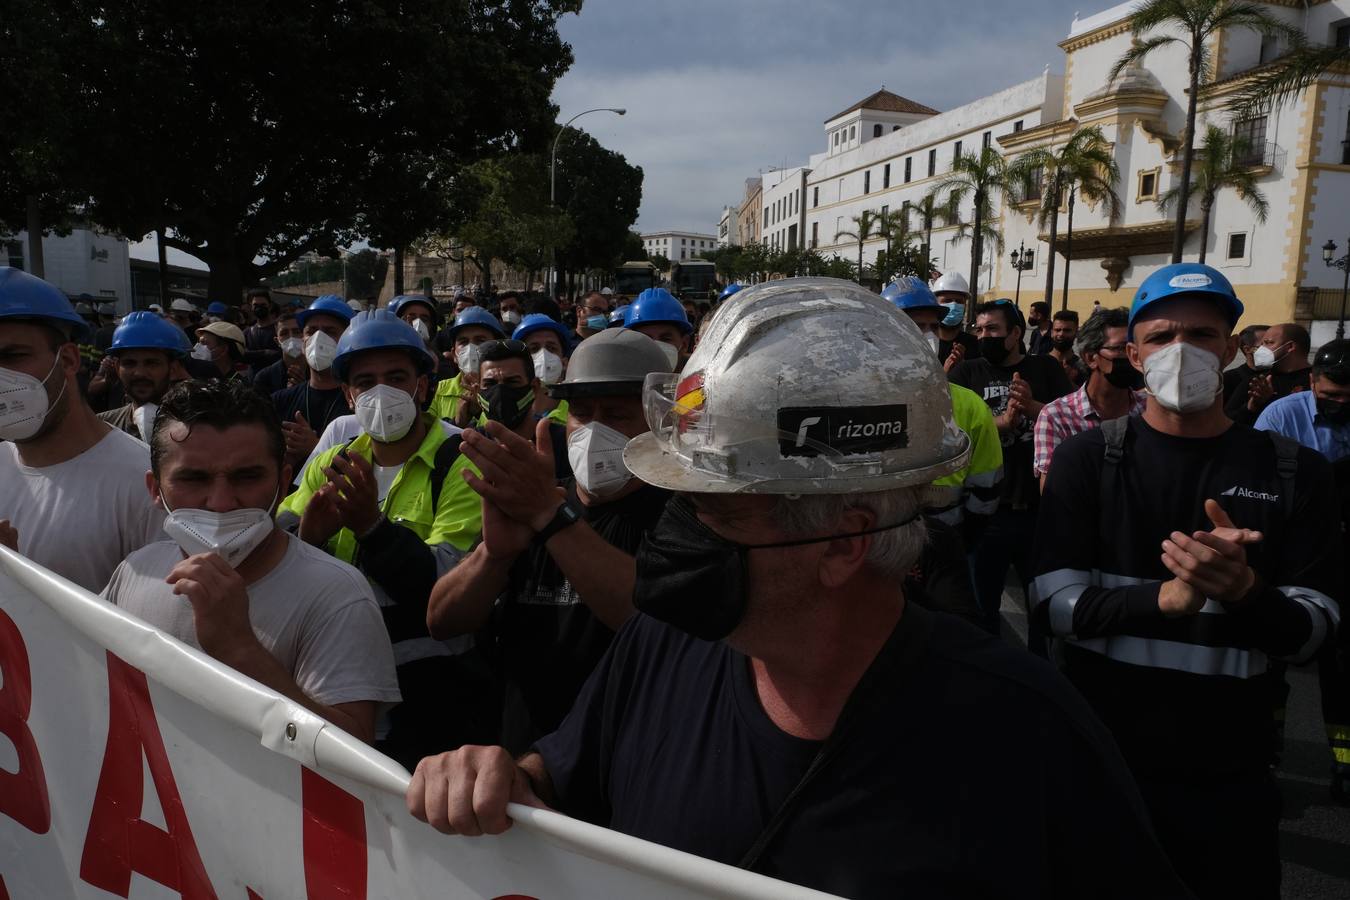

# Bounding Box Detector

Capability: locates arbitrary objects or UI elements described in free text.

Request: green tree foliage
[1158,124,1269,264]
[1109,0,1297,261]
[621,231,648,262]
[1231,42,1350,116]
[925,147,1016,314]
[0,0,579,299]
[553,130,644,277]
[834,210,885,284]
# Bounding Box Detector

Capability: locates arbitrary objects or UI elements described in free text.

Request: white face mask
[0,356,66,442]
[161,489,278,568]
[656,341,680,370]
[411,318,431,341]
[354,384,418,443]
[133,403,158,446]
[280,337,304,359]
[501,310,522,327]
[456,343,483,377]
[532,349,564,385]
[568,421,632,499]
[1252,344,1284,371]
[1142,341,1223,414]
[924,331,940,357]
[190,342,214,362]
[304,331,338,371]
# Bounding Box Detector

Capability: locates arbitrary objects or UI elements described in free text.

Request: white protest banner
[0,547,837,899]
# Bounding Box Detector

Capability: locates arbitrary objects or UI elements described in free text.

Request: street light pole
[1325,238,1350,340]
[1010,241,1034,307]
[549,106,626,300]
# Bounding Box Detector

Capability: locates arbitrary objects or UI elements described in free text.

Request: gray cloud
[553,0,1087,232]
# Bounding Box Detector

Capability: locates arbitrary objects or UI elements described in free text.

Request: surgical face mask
[942,303,965,328]
[1102,355,1145,391]
[532,349,564,385]
[1252,344,1286,371]
[481,382,535,429]
[304,331,337,371]
[410,318,431,341]
[978,335,1011,366]
[1316,397,1350,426]
[354,384,418,443]
[191,342,214,362]
[568,421,632,499]
[634,496,921,641]
[924,332,940,357]
[280,337,304,359]
[585,315,608,331]
[1141,341,1222,414]
[656,341,680,369]
[455,342,483,376]
[0,356,66,442]
[161,488,278,568]
[501,310,521,327]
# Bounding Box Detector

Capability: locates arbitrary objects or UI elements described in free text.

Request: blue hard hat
[332,309,437,382]
[448,305,505,340]
[885,276,944,313]
[206,301,229,316]
[389,294,439,325]
[296,294,356,330]
[608,304,631,328]
[0,266,92,341]
[719,283,743,301]
[625,288,692,335]
[109,311,192,357]
[1128,263,1243,336]
[513,313,571,349]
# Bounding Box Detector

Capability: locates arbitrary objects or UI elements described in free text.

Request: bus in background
[671,260,717,299]
[614,261,658,296]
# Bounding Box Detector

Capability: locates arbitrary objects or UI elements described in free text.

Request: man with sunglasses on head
[949,298,1073,634]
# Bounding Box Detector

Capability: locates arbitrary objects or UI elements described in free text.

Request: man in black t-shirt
[425,329,674,752]
[1224,321,1313,426]
[1031,263,1340,900]
[950,299,1072,632]
[407,280,1189,899]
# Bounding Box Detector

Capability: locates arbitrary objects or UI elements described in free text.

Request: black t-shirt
[937,330,979,365]
[492,482,670,753]
[536,605,1190,899]
[253,359,291,398]
[1032,416,1340,780]
[1224,365,1312,425]
[949,354,1073,508]
[270,382,348,436]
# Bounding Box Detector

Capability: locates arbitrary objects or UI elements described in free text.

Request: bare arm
[426,542,515,638]
[220,641,376,742]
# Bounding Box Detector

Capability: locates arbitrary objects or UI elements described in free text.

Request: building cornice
[1073,89,1170,121]
[996,118,1079,151]
[1059,19,1132,54]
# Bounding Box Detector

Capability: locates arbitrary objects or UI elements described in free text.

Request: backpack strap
[1268,431,1299,520]
[428,434,464,511]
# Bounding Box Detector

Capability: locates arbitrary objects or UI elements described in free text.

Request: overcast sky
[552,0,1098,235]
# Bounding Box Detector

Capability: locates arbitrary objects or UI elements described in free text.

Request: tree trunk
[1198,198,1212,265]
[203,257,246,309]
[24,194,45,278]
[1043,176,1061,307]
[857,241,864,284]
[393,246,405,296]
[156,228,170,308]
[1061,186,1075,311]
[1173,53,1201,263]
[966,190,984,323]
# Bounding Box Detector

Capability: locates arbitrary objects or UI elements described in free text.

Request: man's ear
[817,507,875,589]
[1221,334,1239,369]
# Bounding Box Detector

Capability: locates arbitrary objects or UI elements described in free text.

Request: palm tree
[1009,125,1122,310]
[1109,0,1298,262]
[924,146,1017,318]
[1231,41,1350,117]
[1157,123,1269,264]
[875,206,912,281]
[834,209,884,284]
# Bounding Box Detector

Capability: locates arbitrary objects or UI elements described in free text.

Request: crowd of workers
[1,260,1345,899]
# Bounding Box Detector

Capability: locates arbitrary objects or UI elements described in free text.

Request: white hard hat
[624,277,969,494]
[148,303,164,313]
[600,287,614,295]
[932,271,970,298]
[347,299,364,312]
[170,298,197,313]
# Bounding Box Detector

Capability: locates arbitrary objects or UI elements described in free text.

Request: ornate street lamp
[1324,238,1350,340]
[1010,242,1035,307]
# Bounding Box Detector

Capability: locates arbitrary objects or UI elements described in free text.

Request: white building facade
[3,228,134,311]
[641,230,719,262]
[717,205,741,247]
[761,166,812,253]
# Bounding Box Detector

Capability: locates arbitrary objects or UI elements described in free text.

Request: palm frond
[1229,44,1350,116]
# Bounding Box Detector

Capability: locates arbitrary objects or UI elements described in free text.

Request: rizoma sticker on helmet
[1168,273,1212,289]
[777,405,909,457]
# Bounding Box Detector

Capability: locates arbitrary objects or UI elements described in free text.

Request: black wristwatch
[536,499,583,543]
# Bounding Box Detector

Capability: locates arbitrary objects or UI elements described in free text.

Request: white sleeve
[303,415,358,475]
[293,594,402,708]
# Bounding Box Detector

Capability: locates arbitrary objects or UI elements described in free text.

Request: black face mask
[1103,356,1145,390]
[634,496,920,641]
[1051,338,1074,353]
[978,336,1011,365]
[481,383,535,429]
[1316,397,1350,426]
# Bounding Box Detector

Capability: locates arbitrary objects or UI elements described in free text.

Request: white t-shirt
[1,427,165,592]
[301,414,462,476]
[103,533,401,709]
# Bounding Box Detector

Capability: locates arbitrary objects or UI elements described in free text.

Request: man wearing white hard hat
[406,278,1189,898]
[932,270,979,366]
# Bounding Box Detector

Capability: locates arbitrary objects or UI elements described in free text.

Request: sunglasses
[479,339,529,355]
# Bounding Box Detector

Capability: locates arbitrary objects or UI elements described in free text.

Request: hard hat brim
[548,380,644,400]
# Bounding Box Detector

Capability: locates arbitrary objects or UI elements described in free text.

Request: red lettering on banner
[301,766,366,899]
[79,652,217,899]
[0,607,51,834]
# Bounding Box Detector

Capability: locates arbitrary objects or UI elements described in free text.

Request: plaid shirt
[1032,383,1147,477]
